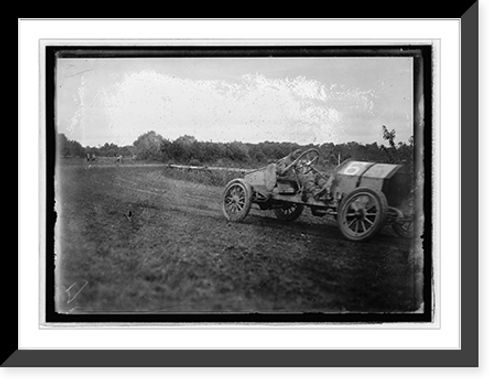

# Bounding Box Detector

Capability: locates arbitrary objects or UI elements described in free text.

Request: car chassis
[222,148,415,241]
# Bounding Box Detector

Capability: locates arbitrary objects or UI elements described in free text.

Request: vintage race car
[222,148,415,241]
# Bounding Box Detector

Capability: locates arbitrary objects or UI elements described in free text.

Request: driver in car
[276,149,333,202]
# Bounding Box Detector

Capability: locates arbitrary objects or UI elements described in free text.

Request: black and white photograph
[46,44,432,321]
[13,9,487,379]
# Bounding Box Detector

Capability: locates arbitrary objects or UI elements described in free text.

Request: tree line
[57,133,134,159]
[57,127,414,167]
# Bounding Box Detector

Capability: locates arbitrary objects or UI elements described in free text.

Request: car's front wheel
[222,179,253,222]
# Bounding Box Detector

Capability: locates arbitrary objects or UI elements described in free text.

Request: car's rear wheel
[393,217,415,239]
[338,188,388,241]
[222,179,253,222]
[274,203,304,221]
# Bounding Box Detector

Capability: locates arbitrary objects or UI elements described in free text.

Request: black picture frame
[9,9,479,367]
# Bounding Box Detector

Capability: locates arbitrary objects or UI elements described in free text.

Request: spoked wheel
[222,179,253,222]
[274,203,304,221]
[338,188,388,241]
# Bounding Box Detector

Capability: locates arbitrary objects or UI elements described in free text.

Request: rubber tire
[274,203,304,221]
[338,188,388,242]
[222,179,253,222]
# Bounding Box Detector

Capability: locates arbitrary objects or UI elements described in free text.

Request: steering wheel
[280,148,320,176]
[295,148,321,174]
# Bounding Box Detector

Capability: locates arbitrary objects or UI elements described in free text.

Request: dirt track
[55,163,422,314]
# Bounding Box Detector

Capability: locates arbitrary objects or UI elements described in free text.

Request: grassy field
[54,160,423,315]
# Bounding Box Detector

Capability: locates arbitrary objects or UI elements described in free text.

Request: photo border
[43,44,432,326]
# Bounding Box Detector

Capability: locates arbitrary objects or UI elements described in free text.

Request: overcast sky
[56,56,413,147]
